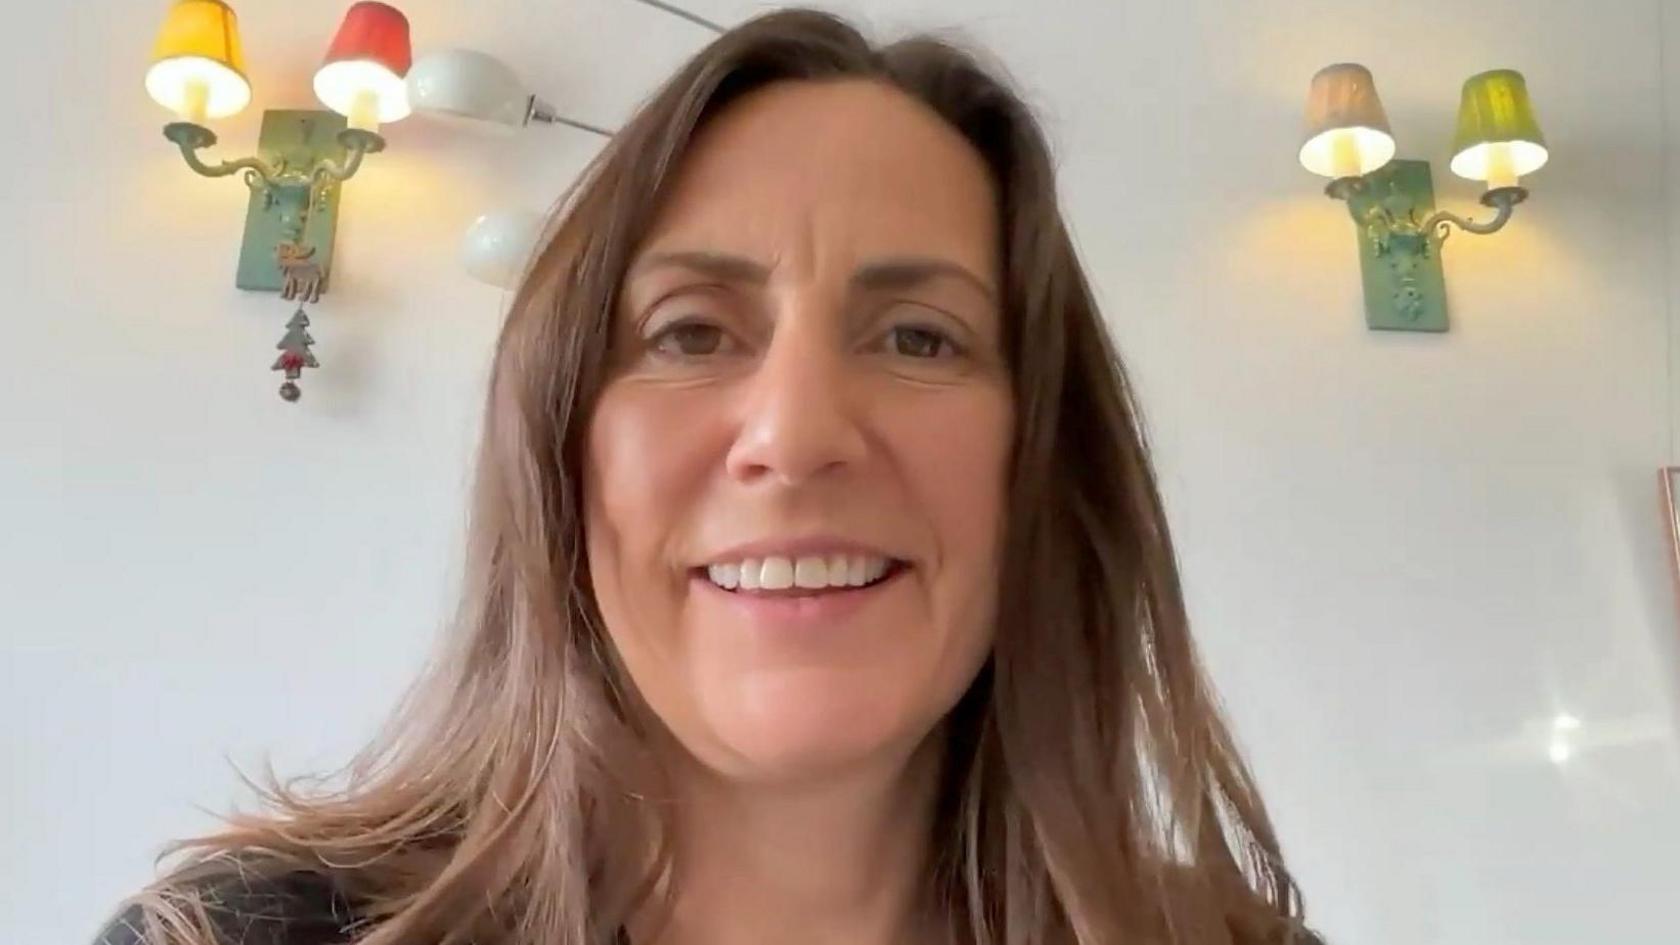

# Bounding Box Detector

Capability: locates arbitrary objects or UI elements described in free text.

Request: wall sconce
[143,2,718,403]
[1299,63,1548,332]
[146,0,412,300]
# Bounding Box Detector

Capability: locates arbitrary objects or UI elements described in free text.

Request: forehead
[635,78,999,280]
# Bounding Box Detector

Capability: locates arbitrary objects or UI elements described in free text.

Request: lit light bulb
[348,89,381,133]
[1483,142,1519,190]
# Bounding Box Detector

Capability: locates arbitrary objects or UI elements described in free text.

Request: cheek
[858,379,1012,756]
[587,385,719,546]
[899,385,1012,555]
[878,379,1014,632]
[584,385,724,643]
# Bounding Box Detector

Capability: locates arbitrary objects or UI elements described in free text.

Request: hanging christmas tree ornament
[272,307,320,402]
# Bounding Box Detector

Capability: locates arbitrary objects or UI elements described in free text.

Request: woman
[97,8,1316,945]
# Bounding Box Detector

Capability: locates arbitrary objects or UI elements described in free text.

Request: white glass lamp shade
[408,49,531,129]
[462,209,545,288]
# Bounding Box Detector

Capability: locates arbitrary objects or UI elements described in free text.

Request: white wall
[5,2,1677,944]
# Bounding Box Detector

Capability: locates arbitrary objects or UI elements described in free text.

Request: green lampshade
[1449,69,1547,187]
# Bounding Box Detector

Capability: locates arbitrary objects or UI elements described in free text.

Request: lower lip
[692,568,907,626]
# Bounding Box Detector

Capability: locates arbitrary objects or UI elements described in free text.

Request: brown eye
[889,325,953,359]
[652,320,727,356]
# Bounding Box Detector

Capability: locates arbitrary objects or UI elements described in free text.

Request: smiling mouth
[697,553,909,595]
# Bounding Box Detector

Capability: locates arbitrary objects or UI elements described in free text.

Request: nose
[724,299,867,488]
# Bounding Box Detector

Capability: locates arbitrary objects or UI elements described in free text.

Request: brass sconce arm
[1422,186,1527,245]
[159,111,387,297]
[1320,164,1534,331]
[1337,182,1524,248]
[164,122,281,193]
[310,128,386,191]
[163,121,385,199]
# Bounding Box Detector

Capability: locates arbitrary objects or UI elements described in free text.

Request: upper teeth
[707,554,891,591]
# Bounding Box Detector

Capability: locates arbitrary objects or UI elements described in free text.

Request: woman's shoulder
[92,861,361,945]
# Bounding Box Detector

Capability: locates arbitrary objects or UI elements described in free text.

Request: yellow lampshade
[1299,63,1396,179]
[1449,69,1547,189]
[145,0,252,123]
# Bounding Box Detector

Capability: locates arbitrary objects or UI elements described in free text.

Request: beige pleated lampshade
[1299,63,1396,179]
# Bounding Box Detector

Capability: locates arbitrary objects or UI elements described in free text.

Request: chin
[693,671,934,784]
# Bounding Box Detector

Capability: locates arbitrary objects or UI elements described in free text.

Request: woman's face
[585,79,1012,784]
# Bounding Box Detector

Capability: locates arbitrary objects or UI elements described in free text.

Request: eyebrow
[629,250,998,302]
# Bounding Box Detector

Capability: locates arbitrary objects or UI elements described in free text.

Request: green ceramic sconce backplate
[1342,160,1448,332]
[235,110,347,293]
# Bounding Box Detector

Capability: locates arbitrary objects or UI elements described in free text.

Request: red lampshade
[322,1,411,76]
[314,1,413,125]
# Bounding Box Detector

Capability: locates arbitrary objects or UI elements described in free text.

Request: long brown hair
[113,9,1312,945]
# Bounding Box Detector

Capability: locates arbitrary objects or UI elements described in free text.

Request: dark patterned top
[92,869,360,945]
[91,868,634,945]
